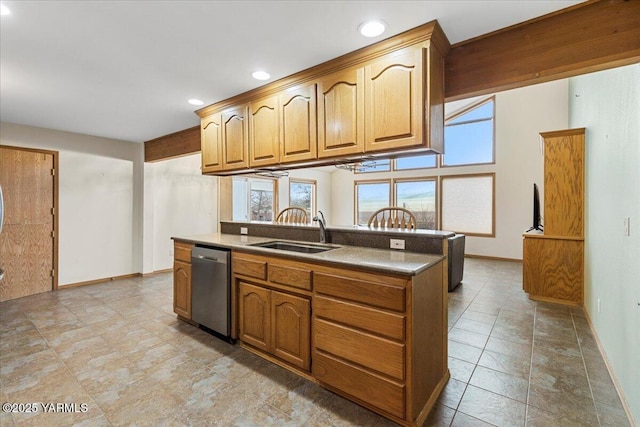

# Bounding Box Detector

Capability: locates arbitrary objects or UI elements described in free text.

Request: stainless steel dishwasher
[191,245,231,340]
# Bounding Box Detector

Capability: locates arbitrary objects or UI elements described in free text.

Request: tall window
[443,98,495,166]
[289,179,316,218]
[395,179,437,229]
[355,181,390,225]
[232,177,276,222]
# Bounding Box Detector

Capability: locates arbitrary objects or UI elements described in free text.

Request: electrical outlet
[624,217,630,236]
[390,239,405,250]
[240,227,248,235]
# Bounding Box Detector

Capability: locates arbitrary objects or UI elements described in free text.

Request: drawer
[314,272,405,312]
[269,263,312,291]
[314,295,405,341]
[233,254,267,280]
[174,241,192,263]
[314,318,405,380]
[313,351,405,419]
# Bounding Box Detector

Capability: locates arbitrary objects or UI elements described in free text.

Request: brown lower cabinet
[232,251,448,427]
[238,281,311,371]
[173,241,193,319]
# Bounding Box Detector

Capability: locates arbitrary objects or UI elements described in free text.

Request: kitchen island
[171,232,449,427]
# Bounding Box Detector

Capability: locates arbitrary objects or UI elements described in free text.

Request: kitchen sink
[249,240,338,254]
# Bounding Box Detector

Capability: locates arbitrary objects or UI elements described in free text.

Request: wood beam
[144,126,200,162]
[445,0,640,101]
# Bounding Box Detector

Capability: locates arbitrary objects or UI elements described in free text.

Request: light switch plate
[240,227,248,235]
[390,239,405,250]
[624,217,630,236]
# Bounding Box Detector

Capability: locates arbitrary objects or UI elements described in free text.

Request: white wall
[0,122,144,285]
[569,64,640,424]
[328,79,569,259]
[146,154,218,272]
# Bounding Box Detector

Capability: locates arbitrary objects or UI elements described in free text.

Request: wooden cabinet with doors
[249,95,280,167]
[221,105,249,170]
[523,128,585,306]
[201,112,223,173]
[234,252,312,371]
[364,47,424,153]
[317,67,365,158]
[173,240,193,319]
[279,83,317,164]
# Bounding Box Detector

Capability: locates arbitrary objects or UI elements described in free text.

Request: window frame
[441,96,496,168]
[353,179,392,225]
[232,176,278,222]
[393,154,438,171]
[288,178,317,218]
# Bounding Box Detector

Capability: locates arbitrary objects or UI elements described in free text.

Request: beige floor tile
[458,385,526,426]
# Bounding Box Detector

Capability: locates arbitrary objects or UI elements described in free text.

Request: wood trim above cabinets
[144,126,200,162]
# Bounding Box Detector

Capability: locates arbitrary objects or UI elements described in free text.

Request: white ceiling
[0,1,581,143]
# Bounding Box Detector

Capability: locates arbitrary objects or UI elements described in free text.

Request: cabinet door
[280,83,317,164]
[239,282,271,352]
[249,95,280,167]
[317,68,364,158]
[271,290,311,371]
[173,260,191,319]
[365,47,423,152]
[201,113,223,173]
[222,105,249,170]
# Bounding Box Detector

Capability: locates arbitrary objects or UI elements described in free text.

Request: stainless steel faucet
[313,210,327,243]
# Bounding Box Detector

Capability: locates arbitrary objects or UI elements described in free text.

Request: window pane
[290,181,314,217]
[443,119,493,166]
[356,182,390,225]
[395,155,436,170]
[250,180,274,221]
[448,100,493,124]
[396,180,436,229]
[441,175,494,235]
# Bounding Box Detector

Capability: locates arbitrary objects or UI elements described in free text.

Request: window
[289,179,316,218]
[395,154,437,170]
[443,97,494,167]
[232,177,276,222]
[395,179,437,229]
[355,180,390,225]
[441,174,494,236]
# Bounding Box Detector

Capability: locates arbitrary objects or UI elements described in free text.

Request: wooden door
[280,83,317,164]
[239,282,271,352]
[249,95,280,167]
[222,105,249,170]
[365,47,423,152]
[317,67,365,158]
[201,113,223,173]
[173,260,191,319]
[271,290,310,371]
[0,146,57,302]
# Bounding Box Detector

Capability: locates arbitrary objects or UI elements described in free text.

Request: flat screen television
[527,183,543,232]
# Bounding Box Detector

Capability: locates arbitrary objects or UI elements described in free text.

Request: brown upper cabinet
[280,83,317,164]
[249,95,280,168]
[317,67,365,158]
[196,21,450,175]
[364,47,423,152]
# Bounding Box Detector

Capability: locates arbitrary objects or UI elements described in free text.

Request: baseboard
[464,254,522,263]
[59,273,142,288]
[142,268,173,276]
[583,309,637,427]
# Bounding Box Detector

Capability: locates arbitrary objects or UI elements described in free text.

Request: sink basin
[249,241,338,254]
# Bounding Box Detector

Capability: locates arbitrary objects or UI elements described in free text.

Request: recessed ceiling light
[0,4,11,16]
[252,71,271,81]
[188,99,204,106]
[358,20,387,38]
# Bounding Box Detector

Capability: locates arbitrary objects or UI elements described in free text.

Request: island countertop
[172,232,445,276]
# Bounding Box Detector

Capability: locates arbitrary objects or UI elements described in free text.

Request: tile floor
[0,258,631,426]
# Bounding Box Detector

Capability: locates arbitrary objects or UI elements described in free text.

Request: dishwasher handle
[194,255,222,262]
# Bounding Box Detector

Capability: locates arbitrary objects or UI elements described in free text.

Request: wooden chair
[275,207,309,224]
[367,207,417,229]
